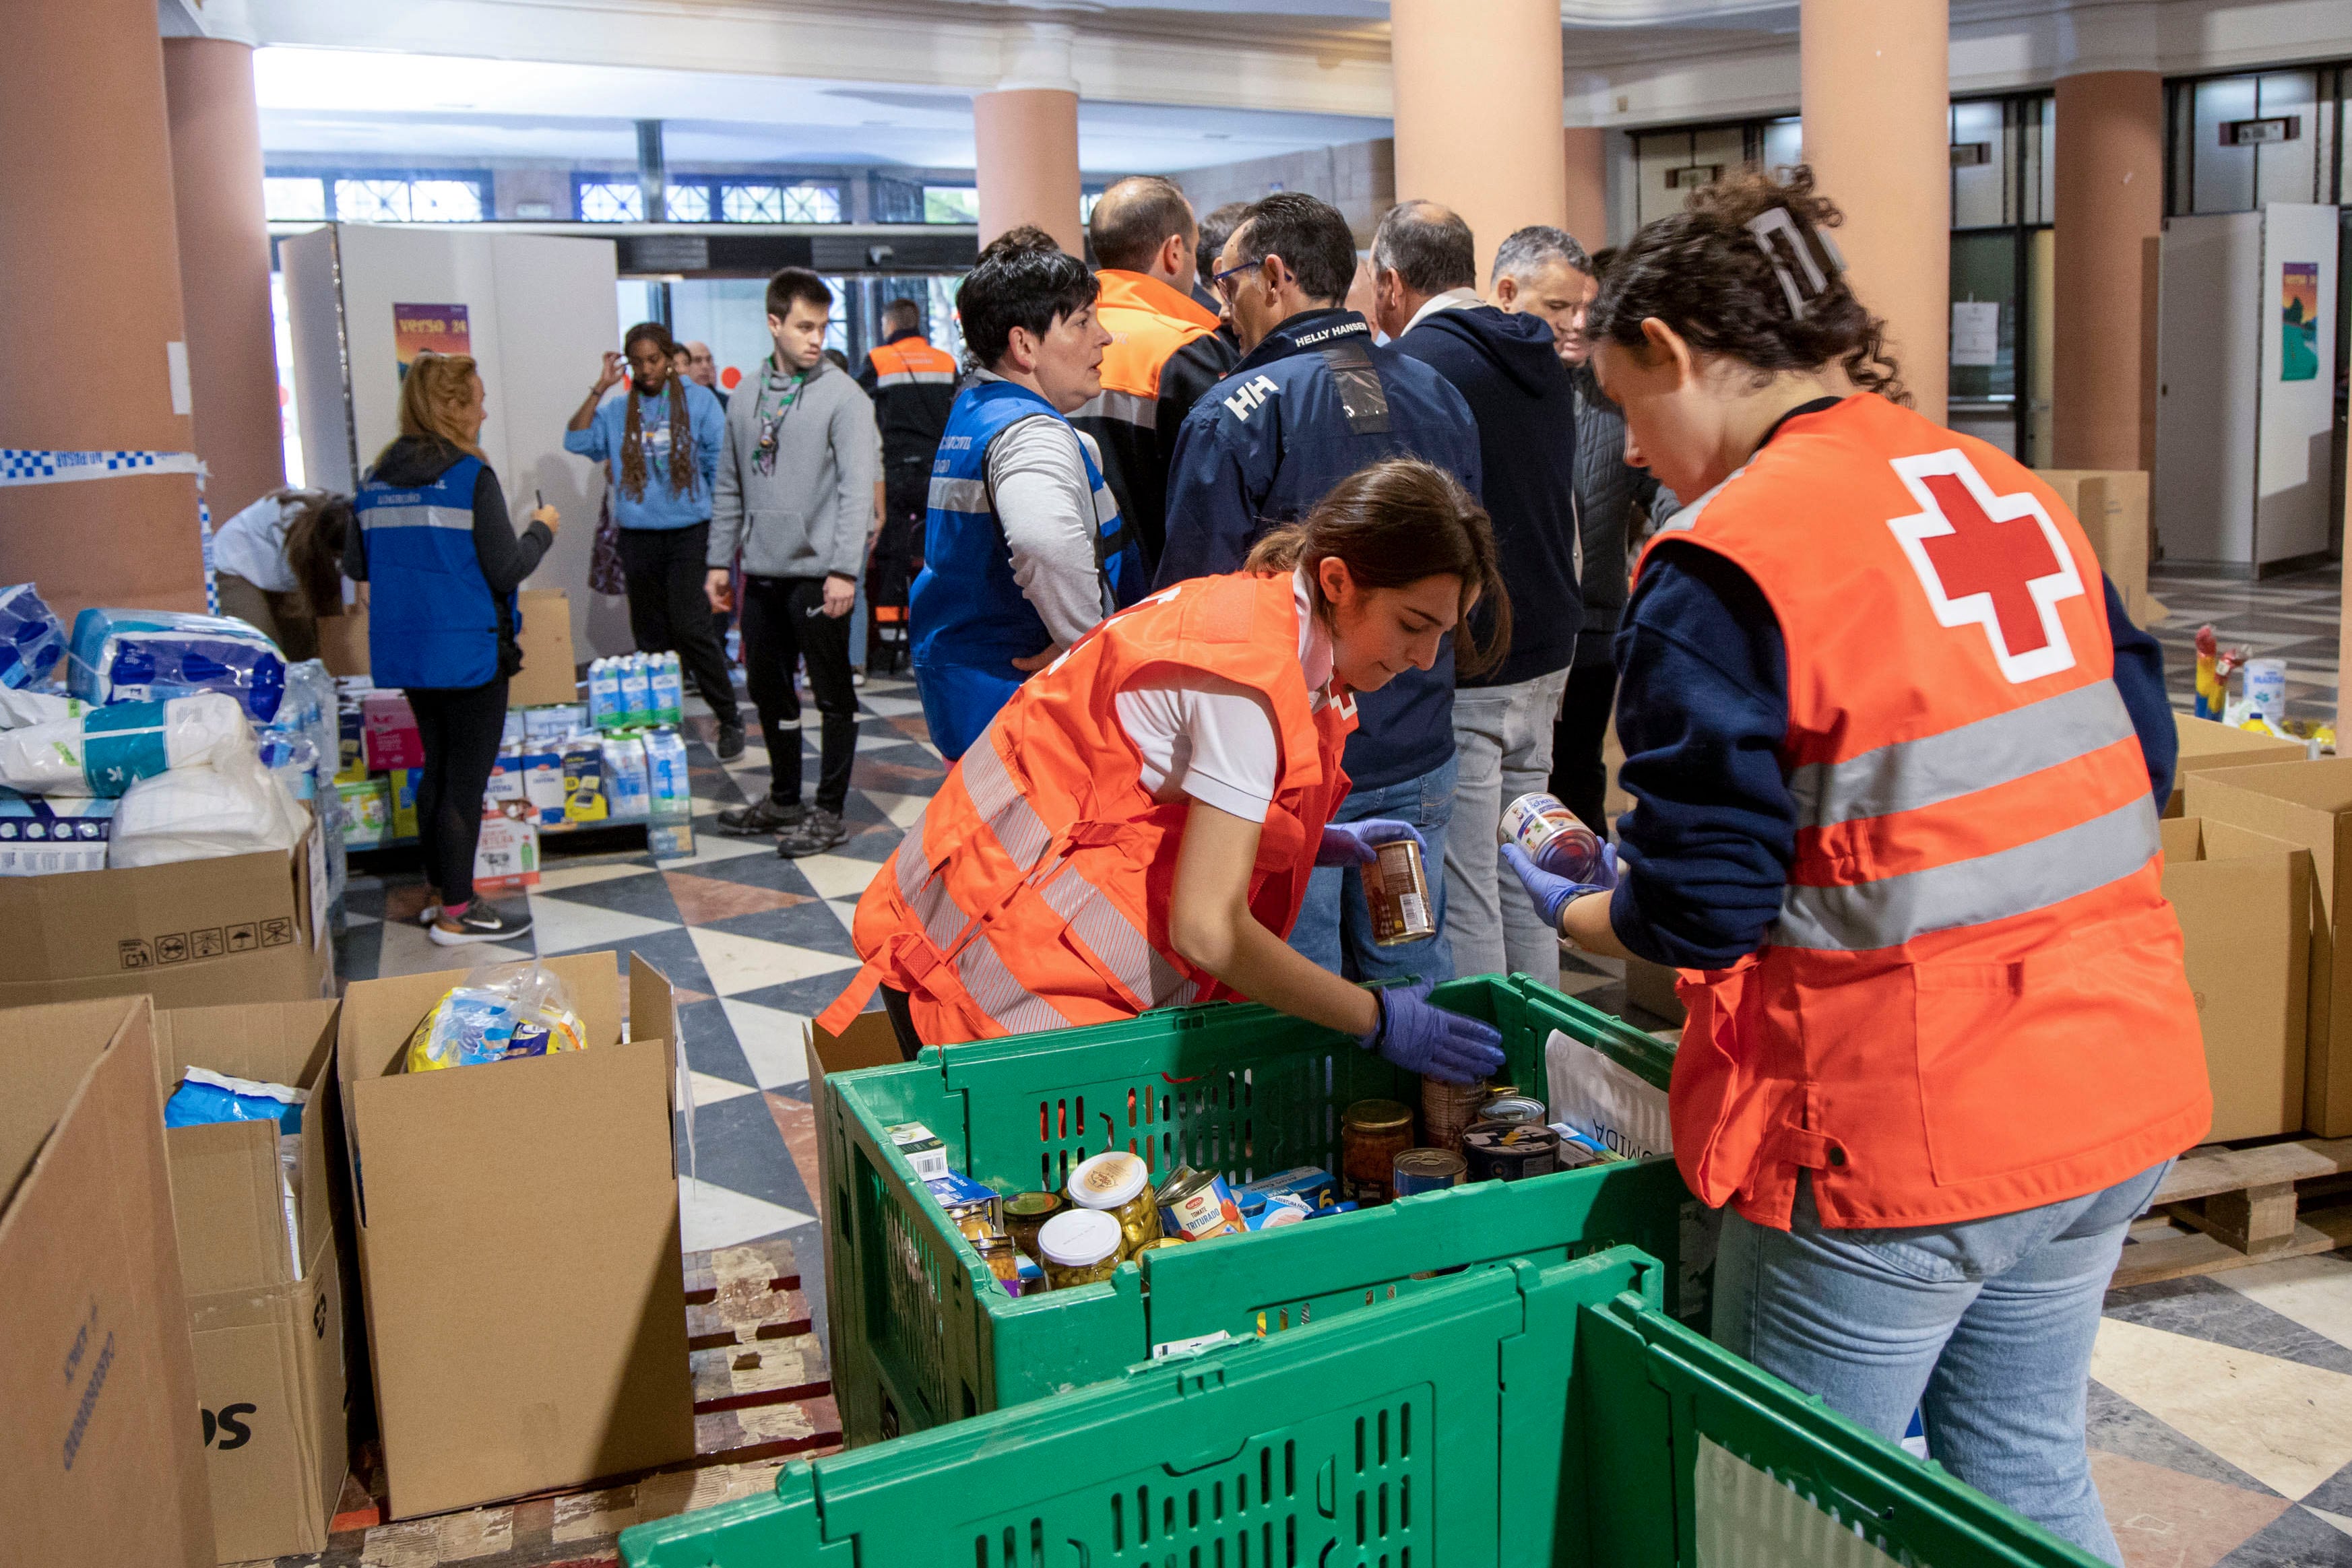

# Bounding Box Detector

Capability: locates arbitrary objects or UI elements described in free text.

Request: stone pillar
[2051,70,2164,471]
[1391,0,1567,282]
[1563,127,1610,252]
[164,30,286,524]
[974,23,1084,256]
[1801,0,1950,424]
[0,0,205,617]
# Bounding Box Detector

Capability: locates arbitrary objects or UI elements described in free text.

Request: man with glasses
[1157,191,1482,987]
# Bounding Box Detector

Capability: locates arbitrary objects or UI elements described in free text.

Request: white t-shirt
[1112,569,1333,823]
[211,492,300,593]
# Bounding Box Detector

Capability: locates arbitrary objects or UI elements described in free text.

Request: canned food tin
[1462,1119,1562,1183]
[1502,792,1608,882]
[1480,1095,1548,1128]
[1393,1148,1467,1196]
[1067,1150,1163,1255]
[1038,1208,1124,1288]
[1002,1190,1063,1264]
[1341,1099,1414,1204]
[1420,1076,1493,1154]
[1157,1165,1244,1241]
[1367,837,1436,947]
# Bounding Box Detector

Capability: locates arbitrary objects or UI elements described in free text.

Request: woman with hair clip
[1502,167,2202,1562]
[348,353,560,946]
[819,458,1508,1086]
[211,486,357,661]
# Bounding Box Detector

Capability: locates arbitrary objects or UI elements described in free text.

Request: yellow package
[402,971,589,1073]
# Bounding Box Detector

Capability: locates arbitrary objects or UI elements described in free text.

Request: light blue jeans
[1714,1163,2170,1565]
[1442,667,1571,985]
[1288,751,1457,984]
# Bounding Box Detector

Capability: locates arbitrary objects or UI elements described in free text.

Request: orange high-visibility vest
[864,335,959,387]
[1642,394,2210,1231]
[817,570,1356,1046]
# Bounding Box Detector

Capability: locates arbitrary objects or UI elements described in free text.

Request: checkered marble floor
[2149,562,2345,725]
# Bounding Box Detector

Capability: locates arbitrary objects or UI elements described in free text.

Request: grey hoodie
[709,354,881,580]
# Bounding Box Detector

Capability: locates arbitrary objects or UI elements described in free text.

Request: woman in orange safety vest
[819,459,1509,1087]
[1504,168,2208,1564]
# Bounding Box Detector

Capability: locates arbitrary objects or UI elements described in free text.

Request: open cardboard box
[315,588,577,707]
[153,1000,351,1563]
[337,951,692,1518]
[803,1008,909,1385]
[1,996,214,1567]
[2161,818,2313,1141]
[2167,712,2308,818]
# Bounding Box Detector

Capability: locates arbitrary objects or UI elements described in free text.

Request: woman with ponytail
[819,457,1509,1082]
[565,320,745,757]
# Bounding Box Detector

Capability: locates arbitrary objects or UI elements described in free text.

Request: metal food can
[1480,1095,1549,1128]
[1420,1076,1493,1154]
[1462,1119,1562,1183]
[1157,1165,1244,1241]
[1366,837,1435,947]
[1341,1099,1415,1204]
[1501,791,1607,882]
[1393,1148,1467,1196]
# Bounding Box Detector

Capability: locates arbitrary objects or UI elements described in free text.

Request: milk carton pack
[602,735,650,821]
[650,652,684,726]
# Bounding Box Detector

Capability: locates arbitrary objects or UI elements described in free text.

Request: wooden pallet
[2109,1135,2352,1288]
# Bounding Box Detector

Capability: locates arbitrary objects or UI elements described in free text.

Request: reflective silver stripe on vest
[959,732,1052,869]
[358,504,474,532]
[1788,680,2138,829]
[1073,389,1155,429]
[1036,863,1197,1010]
[928,476,990,513]
[957,935,1070,1037]
[1773,795,2162,952]
[873,370,916,389]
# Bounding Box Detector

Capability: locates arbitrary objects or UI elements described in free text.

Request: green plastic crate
[621,1244,2104,1568]
[820,973,1710,1446]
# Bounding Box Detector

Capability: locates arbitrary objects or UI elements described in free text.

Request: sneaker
[774,807,850,859]
[852,668,868,688]
[716,721,746,762]
[428,903,535,946]
[416,894,441,927]
[717,793,806,837]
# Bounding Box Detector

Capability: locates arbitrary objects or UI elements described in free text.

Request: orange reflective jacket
[1639,395,2210,1230]
[817,570,1355,1045]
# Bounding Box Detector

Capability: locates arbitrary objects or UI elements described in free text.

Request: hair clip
[1745,207,1843,319]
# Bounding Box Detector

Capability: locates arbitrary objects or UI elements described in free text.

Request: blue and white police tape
[0,448,217,614]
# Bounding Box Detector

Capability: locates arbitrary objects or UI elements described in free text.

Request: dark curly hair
[1587,164,1907,405]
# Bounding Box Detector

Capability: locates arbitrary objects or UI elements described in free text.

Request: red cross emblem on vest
[1885,450,2085,684]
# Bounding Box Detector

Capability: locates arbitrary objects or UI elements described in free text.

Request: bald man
[683,340,727,409]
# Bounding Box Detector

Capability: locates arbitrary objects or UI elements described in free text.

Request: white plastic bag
[1543,1027,1674,1161]
[0,690,247,796]
[108,746,307,867]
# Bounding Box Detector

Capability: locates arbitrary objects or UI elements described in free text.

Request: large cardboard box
[338,951,692,1517]
[2168,712,2309,817]
[1621,955,1687,1026]
[315,609,369,680]
[152,1000,350,1563]
[1,997,216,1568]
[2161,818,2313,1140]
[2186,758,2352,1135]
[2037,469,2161,625]
[0,827,332,1011]
[509,588,581,708]
[803,1009,908,1383]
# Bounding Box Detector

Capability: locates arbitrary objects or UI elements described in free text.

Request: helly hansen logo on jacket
[1221,375,1280,422]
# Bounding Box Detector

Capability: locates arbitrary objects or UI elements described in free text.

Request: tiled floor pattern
[336,593,2352,1565]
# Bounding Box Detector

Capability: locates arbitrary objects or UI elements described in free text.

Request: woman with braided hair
[565,320,745,757]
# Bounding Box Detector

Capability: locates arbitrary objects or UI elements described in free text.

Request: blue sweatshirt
[1607,414,2177,971]
[563,380,727,530]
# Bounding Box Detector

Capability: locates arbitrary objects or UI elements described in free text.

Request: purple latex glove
[1503,840,1619,932]
[1316,818,1428,869]
[1357,981,1506,1085]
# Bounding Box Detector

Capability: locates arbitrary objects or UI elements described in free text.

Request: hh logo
[1221,374,1279,422]
[1886,450,2083,684]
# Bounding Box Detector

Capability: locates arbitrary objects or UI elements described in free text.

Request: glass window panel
[406,180,483,222]
[781,184,841,223]
[1950,99,2008,228]
[2254,70,2320,205]
[2031,96,2056,225]
[722,184,784,222]
[334,179,410,222]
[665,185,710,222]
[926,273,967,362]
[1079,191,1101,224]
[579,181,643,222]
[1949,230,2020,404]
[2190,75,2260,214]
[263,176,327,222]
[1760,117,1802,177]
[822,275,851,354]
[924,186,980,224]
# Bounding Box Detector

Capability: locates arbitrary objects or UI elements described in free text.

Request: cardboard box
[2186,758,2352,1135]
[509,589,581,709]
[2160,818,2312,1142]
[803,1008,909,1394]
[2037,469,2159,626]
[2167,712,2309,817]
[360,692,423,772]
[315,609,369,680]
[0,828,331,1010]
[335,703,368,785]
[1621,954,1686,1026]
[338,952,692,1517]
[1,997,215,1567]
[473,808,541,891]
[153,1001,350,1563]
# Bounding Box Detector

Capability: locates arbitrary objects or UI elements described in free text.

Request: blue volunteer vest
[354,454,513,690]
[910,380,1144,759]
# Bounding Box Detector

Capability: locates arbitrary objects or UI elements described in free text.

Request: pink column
[1563,127,1610,251]
[974,90,1083,257]
[1391,0,1567,281]
[2052,70,2164,471]
[1801,0,1950,424]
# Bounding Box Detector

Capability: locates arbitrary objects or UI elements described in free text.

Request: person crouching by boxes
[344,352,560,945]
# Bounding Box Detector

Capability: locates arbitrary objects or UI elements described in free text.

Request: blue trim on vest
[355,454,511,690]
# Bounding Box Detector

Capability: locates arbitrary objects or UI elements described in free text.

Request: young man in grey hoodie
[706,267,881,857]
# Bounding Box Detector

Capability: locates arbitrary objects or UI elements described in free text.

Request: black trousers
[1550,655,1618,836]
[880,985,923,1060]
[615,521,742,729]
[740,574,858,815]
[408,678,509,906]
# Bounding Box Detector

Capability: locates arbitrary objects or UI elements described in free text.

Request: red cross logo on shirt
[1885,451,2083,684]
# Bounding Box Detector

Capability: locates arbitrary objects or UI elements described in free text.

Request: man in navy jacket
[1158,191,1482,985]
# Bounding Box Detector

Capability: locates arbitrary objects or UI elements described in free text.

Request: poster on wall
[393,303,471,379]
[1951,300,2000,368]
[2280,263,2319,381]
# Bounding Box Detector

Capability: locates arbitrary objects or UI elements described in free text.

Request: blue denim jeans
[1288,751,1457,983]
[1714,1163,2171,1565]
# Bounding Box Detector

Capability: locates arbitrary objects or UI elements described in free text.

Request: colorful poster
[393,303,470,379]
[2280,263,2318,382]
